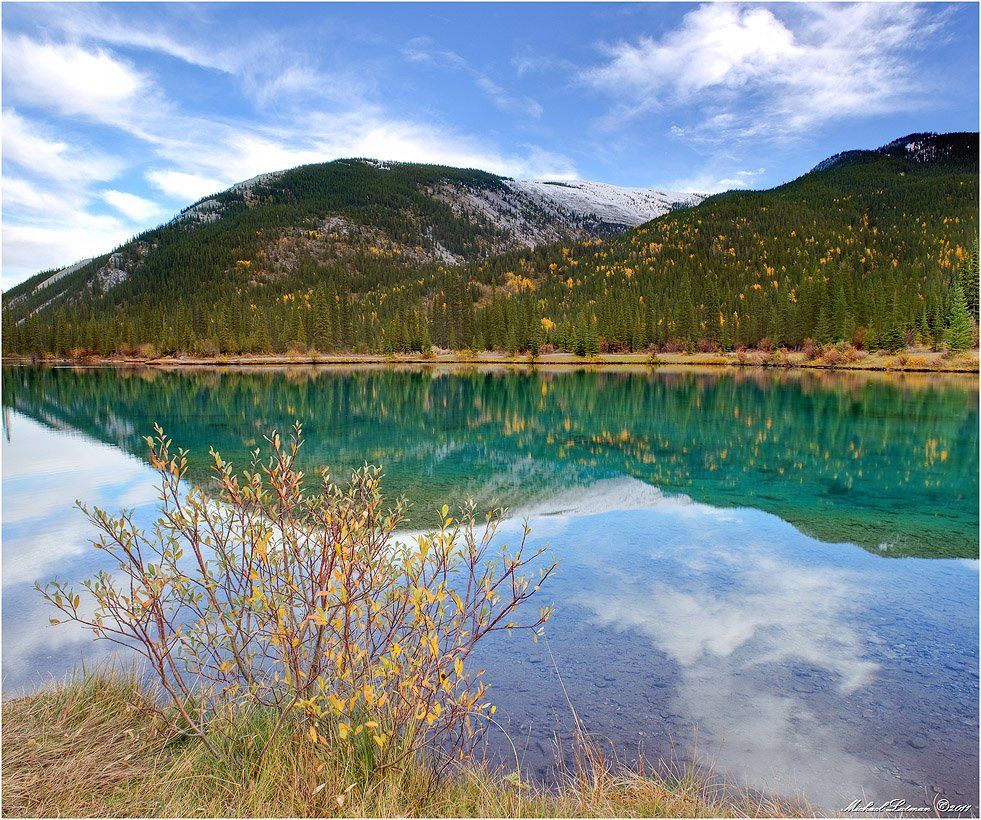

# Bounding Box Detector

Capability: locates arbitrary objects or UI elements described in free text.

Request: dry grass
[1,671,169,816]
[2,672,805,818]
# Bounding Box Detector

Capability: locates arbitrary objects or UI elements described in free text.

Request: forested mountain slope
[2,133,977,356]
[2,159,698,355]
[468,132,979,354]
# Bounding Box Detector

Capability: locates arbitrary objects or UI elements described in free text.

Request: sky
[2,2,978,289]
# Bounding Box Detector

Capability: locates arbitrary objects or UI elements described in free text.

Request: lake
[2,364,978,813]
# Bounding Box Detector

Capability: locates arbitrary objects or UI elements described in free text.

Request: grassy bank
[3,346,978,373]
[2,673,801,818]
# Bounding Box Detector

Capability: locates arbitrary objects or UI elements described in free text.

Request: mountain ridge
[810,131,978,174]
[4,160,704,316]
[3,131,977,356]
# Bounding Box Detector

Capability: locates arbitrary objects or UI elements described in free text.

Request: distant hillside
[2,134,977,356]
[811,131,979,173]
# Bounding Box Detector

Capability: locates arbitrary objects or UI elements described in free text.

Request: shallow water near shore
[2,364,978,813]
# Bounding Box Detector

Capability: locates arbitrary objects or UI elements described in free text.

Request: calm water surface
[2,365,978,812]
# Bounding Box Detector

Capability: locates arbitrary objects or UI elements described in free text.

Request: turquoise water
[2,365,978,812]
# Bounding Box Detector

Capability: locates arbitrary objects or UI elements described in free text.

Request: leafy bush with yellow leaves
[39,424,554,773]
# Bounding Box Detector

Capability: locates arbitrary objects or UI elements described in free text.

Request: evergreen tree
[958,240,979,321]
[945,282,975,352]
[830,284,848,343]
[916,309,932,347]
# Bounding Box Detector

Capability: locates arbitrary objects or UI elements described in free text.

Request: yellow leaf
[308,725,318,744]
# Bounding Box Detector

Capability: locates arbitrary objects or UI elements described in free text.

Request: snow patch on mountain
[428,176,704,256]
[231,171,285,191]
[508,179,704,228]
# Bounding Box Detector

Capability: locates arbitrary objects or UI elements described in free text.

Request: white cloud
[475,76,543,119]
[511,53,576,78]
[1,110,139,281]
[3,176,86,220]
[101,190,163,222]
[144,169,224,201]
[32,4,369,113]
[588,5,796,100]
[584,3,942,138]
[68,12,244,75]
[3,110,122,183]
[2,34,148,121]
[298,111,576,179]
[2,217,132,284]
[665,166,766,195]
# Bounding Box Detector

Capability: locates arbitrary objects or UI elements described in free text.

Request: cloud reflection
[2,413,158,690]
[522,477,881,807]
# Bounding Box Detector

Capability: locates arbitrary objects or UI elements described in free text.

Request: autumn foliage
[39,425,554,772]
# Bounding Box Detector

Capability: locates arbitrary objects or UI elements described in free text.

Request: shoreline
[2,671,805,818]
[3,348,979,374]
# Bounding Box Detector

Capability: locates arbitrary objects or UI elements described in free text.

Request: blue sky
[2,2,978,288]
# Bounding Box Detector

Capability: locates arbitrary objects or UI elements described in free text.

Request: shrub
[696,338,719,354]
[820,346,845,368]
[39,425,554,773]
[197,338,221,357]
[801,339,821,361]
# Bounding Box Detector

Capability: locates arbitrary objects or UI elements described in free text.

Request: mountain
[461,131,979,354]
[2,133,977,357]
[811,131,978,173]
[2,160,701,323]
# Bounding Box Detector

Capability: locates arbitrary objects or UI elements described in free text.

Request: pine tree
[312,287,333,351]
[830,284,848,343]
[916,309,932,347]
[880,294,905,352]
[945,282,975,352]
[675,281,697,350]
[958,240,979,321]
